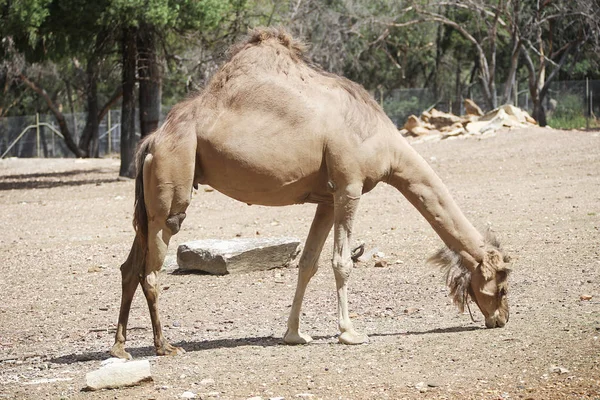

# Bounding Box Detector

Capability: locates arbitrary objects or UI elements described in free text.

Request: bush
[547,94,597,129]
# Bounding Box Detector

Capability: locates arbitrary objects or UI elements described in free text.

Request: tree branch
[19,73,85,157]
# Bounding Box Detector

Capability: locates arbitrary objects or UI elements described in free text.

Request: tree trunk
[120,27,138,178]
[78,60,100,157]
[454,56,462,115]
[532,99,547,126]
[137,26,161,138]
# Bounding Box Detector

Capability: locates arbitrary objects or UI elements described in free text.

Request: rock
[421,110,432,122]
[415,382,428,393]
[246,397,263,400]
[403,115,422,131]
[100,357,126,366]
[404,307,419,315]
[428,109,462,129]
[402,115,430,137]
[465,120,497,135]
[181,391,197,399]
[374,260,388,268]
[441,126,466,138]
[500,104,528,123]
[357,247,379,262]
[525,114,537,124]
[409,126,431,137]
[200,378,215,386]
[177,237,301,275]
[440,121,464,133]
[85,360,152,391]
[549,365,570,374]
[464,99,484,116]
[580,294,592,301]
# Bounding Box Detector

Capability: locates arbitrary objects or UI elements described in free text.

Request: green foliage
[382,91,434,127]
[547,94,598,129]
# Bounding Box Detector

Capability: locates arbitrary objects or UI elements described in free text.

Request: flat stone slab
[177,237,301,275]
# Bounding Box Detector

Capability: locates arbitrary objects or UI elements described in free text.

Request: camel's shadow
[49,325,482,365]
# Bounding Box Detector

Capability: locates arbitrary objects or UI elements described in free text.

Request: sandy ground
[0,127,599,400]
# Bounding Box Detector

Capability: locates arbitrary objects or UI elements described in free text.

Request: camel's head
[429,234,511,328]
[468,248,510,328]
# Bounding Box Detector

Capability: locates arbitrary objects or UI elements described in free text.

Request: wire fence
[377,79,599,129]
[1,80,598,158]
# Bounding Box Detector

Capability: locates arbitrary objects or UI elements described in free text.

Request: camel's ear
[479,249,502,280]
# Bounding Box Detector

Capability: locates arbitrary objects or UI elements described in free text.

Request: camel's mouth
[485,310,508,328]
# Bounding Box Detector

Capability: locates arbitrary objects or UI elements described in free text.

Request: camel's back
[191,28,394,205]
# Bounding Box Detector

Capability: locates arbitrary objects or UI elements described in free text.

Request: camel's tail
[132,135,153,246]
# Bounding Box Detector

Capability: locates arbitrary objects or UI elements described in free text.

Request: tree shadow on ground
[0,169,123,190]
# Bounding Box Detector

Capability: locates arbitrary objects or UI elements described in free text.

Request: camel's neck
[385,136,485,270]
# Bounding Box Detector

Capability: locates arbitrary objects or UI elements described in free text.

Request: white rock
[100,357,126,366]
[415,382,428,393]
[85,360,152,390]
[181,391,197,399]
[549,365,570,374]
[177,237,301,275]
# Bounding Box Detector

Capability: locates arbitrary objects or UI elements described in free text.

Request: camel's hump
[229,27,307,60]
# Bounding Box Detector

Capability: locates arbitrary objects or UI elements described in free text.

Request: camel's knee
[120,237,146,280]
[141,271,159,298]
[332,256,353,282]
[165,212,186,235]
[298,250,320,276]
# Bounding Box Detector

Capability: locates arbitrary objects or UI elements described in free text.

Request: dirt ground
[0,127,599,400]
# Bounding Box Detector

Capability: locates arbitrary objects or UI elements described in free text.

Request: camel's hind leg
[141,153,193,356]
[332,183,368,345]
[284,203,334,344]
[110,236,145,359]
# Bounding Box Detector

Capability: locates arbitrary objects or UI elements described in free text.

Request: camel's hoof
[338,330,369,345]
[109,343,133,360]
[283,330,313,345]
[156,343,186,356]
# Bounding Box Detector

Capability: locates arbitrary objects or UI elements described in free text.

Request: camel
[110,27,510,360]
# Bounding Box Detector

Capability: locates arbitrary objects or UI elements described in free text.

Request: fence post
[108,110,112,154]
[586,78,590,130]
[36,113,41,158]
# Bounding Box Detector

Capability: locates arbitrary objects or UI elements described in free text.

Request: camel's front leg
[333,183,368,345]
[284,204,334,344]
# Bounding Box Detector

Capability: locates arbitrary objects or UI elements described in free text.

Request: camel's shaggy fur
[429,230,510,312]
